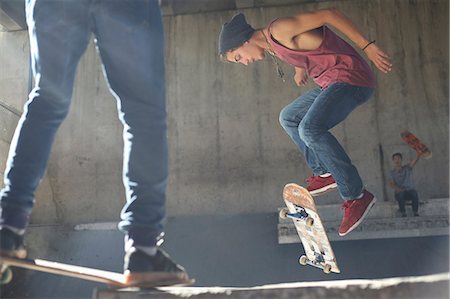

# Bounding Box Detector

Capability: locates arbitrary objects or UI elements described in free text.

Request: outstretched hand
[364,43,392,74]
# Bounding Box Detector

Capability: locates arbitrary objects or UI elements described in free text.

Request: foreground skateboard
[0,256,193,288]
[401,130,432,159]
[280,183,340,274]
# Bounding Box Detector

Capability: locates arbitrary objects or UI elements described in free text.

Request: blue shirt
[390,165,415,190]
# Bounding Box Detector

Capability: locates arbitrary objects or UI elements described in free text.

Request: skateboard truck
[299,253,332,274]
[279,206,314,227]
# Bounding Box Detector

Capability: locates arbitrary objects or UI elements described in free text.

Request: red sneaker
[339,190,377,236]
[306,175,337,196]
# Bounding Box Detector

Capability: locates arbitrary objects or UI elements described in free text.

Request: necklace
[261,29,285,82]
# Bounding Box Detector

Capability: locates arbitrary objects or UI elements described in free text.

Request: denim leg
[92,0,166,246]
[279,88,328,175]
[298,83,374,199]
[0,0,91,231]
[407,189,419,213]
[395,192,406,213]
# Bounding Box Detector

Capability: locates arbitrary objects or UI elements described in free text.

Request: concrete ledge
[278,198,450,243]
[94,272,450,299]
[279,215,449,243]
[279,198,450,222]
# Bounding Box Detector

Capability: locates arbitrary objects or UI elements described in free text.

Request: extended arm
[409,152,421,168]
[271,8,392,73]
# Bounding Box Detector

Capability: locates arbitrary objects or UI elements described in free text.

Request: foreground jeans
[279,83,374,200]
[0,0,166,246]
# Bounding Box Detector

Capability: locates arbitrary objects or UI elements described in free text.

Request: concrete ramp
[95,272,449,299]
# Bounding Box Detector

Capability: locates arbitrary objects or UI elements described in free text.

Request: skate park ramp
[0,214,449,299]
[94,273,449,299]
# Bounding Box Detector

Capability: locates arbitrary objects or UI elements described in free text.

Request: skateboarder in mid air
[0,0,189,285]
[218,8,392,236]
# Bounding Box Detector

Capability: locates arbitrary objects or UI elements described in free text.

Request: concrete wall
[0,0,448,225]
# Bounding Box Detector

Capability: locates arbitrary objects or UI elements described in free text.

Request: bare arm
[409,152,421,168]
[271,8,392,73]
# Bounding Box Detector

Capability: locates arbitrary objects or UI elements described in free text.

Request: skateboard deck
[0,256,193,288]
[280,183,340,274]
[401,130,432,159]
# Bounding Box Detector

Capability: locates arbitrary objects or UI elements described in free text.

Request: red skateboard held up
[401,130,432,159]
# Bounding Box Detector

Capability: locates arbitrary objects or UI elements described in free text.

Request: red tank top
[268,24,376,89]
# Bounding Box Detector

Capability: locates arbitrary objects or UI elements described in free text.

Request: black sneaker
[0,227,27,259]
[123,247,191,287]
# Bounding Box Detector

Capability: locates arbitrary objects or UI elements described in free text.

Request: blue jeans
[0,0,166,246]
[279,83,374,200]
[395,189,419,213]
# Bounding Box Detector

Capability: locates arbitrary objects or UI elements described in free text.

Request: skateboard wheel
[323,264,332,274]
[279,208,289,220]
[305,216,314,227]
[1,268,12,284]
[299,255,308,266]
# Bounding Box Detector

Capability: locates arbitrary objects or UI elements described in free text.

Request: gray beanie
[218,13,255,55]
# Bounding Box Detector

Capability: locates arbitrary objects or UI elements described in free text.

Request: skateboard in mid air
[0,255,193,288]
[401,130,432,159]
[280,183,340,274]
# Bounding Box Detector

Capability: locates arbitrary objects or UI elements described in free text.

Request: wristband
[362,40,376,51]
